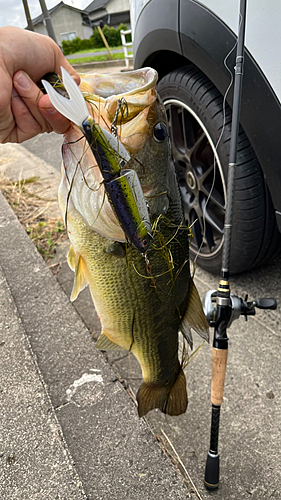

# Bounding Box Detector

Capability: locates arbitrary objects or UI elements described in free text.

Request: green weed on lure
[42,67,152,253]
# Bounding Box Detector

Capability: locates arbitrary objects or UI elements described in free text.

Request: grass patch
[68,52,133,64]
[68,45,124,56]
[0,176,67,261]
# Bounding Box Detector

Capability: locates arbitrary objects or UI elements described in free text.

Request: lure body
[42,68,152,252]
[81,116,152,252]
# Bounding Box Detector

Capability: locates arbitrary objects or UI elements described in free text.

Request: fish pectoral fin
[70,254,88,302]
[137,368,187,417]
[181,278,209,342]
[96,332,125,351]
[105,241,126,258]
[67,245,76,271]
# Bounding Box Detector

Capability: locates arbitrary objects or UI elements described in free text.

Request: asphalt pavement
[23,132,63,173]
[0,63,280,500]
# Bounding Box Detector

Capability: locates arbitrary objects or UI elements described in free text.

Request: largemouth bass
[44,68,209,417]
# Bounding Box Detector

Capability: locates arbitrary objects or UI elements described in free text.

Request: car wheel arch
[134,0,281,219]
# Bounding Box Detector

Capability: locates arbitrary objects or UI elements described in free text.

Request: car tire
[157,64,281,274]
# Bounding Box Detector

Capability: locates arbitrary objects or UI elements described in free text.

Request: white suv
[131,0,281,274]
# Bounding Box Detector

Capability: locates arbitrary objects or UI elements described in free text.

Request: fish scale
[57,68,209,417]
[66,188,190,382]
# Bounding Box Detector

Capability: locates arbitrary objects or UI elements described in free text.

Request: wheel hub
[163,98,226,260]
[186,170,197,191]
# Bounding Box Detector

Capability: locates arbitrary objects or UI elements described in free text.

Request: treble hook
[111,97,129,136]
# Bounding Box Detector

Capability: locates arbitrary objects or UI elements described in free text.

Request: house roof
[32,1,85,26]
[84,0,110,14]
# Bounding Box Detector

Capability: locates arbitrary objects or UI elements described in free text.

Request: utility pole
[38,0,57,43]
[22,0,34,31]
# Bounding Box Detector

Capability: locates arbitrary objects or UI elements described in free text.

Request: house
[85,0,131,29]
[31,1,93,44]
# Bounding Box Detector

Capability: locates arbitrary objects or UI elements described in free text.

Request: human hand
[0,26,80,143]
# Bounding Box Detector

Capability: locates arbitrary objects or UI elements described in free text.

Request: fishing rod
[203,0,277,490]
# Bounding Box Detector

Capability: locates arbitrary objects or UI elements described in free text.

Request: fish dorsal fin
[181,327,193,350]
[67,245,76,271]
[70,252,88,302]
[96,332,125,351]
[180,278,209,343]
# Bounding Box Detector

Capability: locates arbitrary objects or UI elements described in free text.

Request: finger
[2,27,80,87]
[0,68,15,143]
[38,94,72,135]
[13,71,51,133]
[7,89,43,143]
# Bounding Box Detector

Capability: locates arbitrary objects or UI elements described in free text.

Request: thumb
[38,94,72,135]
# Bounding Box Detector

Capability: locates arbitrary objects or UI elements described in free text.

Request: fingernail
[15,71,31,90]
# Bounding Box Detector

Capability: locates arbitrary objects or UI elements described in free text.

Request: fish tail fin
[137,368,187,418]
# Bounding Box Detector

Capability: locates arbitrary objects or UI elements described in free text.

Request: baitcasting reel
[203,290,277,328]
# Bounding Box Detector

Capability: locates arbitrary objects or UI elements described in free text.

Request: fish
[43,67,209,417]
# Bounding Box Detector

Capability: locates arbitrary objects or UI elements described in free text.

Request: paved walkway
[0,145,191,499]
[0,61,280,500]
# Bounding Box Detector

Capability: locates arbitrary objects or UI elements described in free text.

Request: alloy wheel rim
[164,99,227,261]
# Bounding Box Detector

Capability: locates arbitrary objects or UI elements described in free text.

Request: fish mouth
[60,67,160,243]
[79,67,158,100]
[79,68,158,155]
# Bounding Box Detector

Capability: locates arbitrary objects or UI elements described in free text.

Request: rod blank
[204,0,247,490]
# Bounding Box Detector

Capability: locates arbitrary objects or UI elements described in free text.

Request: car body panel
[133,0,181,68]
[199,0,281,102]
[132,0,281,230]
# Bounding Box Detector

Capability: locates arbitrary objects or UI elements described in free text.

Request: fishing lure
[42,67,152,253]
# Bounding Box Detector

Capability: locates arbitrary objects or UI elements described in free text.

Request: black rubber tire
[157,65,281,275]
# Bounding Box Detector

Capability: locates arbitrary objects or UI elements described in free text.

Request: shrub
[102,25,121,46]
[71,37,83,53]
[79,38,94,50]
[90,23,129,49]
[62,24,129,55]
[62,40,73,55]
[117,23,132,43]
[90,28,104,48]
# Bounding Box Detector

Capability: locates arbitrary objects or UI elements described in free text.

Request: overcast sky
[0,0,90,29]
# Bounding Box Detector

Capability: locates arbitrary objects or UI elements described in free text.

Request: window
[60,31,77,42]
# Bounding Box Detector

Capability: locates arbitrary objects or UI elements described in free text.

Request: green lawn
[68,52,133,64]
[68,45,124,56]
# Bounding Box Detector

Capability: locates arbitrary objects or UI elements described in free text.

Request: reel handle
[253,298,277,310]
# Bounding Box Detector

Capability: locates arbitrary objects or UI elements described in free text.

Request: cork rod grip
[211,348,228,406]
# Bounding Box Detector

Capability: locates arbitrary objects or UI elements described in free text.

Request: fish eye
[153,122,168,142]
